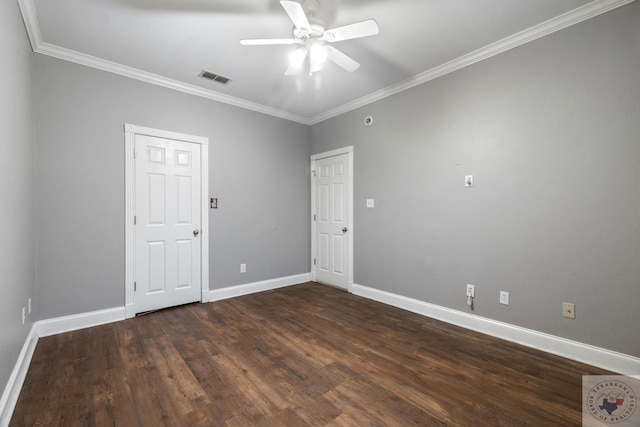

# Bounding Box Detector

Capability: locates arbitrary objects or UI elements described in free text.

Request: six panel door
[134,134,202,313]
[315,153,350,289]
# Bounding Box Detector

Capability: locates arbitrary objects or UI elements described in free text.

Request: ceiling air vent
[198,70,231,85]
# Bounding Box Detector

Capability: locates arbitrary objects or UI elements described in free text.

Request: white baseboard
[5,278,636,427]
[1,273,305,425]
[207,273,312,302]
[1,306,126,426]
[0,324,38,427]
[351,283,640,375]
[36,307,126,338]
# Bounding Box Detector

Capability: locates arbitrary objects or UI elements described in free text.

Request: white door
[314,151,351,289]
[134,134,202,313]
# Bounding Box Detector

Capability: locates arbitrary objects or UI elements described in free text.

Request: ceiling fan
[240,0,379,75]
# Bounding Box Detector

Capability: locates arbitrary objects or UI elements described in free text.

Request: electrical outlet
[563,302,575,319]
[28,298,32,314]
[465,175,474,187]
[499,291,509,305]
[466,284,475,298]
[240,263,246,273]
[22,307,26,325]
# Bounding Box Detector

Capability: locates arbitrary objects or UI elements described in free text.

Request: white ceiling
[20,0,632,124]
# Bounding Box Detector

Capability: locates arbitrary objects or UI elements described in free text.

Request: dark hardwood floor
[11,283,610,426]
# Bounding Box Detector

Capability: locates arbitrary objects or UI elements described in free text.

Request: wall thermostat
[364,115,373,127]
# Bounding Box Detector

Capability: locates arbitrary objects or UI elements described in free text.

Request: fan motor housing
[302,0,320,20]
[293,23,325,40]
[302,0,337,28]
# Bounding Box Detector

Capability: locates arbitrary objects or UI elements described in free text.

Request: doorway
[311,147,353,290]
[125,124,209,318]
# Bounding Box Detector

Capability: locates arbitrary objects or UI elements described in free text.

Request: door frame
[124,124,209,319]
[310,146,354,291]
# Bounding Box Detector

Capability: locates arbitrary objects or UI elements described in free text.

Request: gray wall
[0,0,36,395]
[33,55,311,320]
[311,2,640,357]
[4,1,638,404]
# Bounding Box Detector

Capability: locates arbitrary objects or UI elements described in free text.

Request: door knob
[342,227,348,233]
[193,229,200,237]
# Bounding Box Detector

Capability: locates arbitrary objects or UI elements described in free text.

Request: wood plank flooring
[10,283,610,426]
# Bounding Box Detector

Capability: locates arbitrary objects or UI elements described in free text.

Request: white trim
[124,126,135,319]
[0,325,38,427]
[124,124,209,319]
[30,40,311,125]
[207,273,311,302]
[0,270,308,424]
[200,142,210,302]
[16,0,41,51]
[310,146,354,161]
[0,268,304,425]
[310,161,316,284]
[308,0,638,124]
[3,281,639,425]
[17,0,634,125]
[36,307,126,338]
[0,308,124,426]
[124,124,209,145]
[351,283,640,375]
[310,147,354,291]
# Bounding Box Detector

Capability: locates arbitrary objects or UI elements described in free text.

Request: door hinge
[312,170,316,177]
[134,215,136,225]
[313,214,316,221]
[133,148,137,159]
[134,281,137,291]
[313,258,316,265]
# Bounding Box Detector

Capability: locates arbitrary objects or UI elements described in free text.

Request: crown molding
[18,0,635,126]
[17,0,41,49]
[307,0,637,125]
[17,0,311,125]
[34,42,312,125]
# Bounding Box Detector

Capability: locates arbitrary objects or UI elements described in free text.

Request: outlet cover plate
[563,302,575,319]
[466,284,475,298]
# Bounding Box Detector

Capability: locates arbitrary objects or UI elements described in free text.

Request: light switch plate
[465,175,473,187]
[366,199,374,208]
[499,291,509,305]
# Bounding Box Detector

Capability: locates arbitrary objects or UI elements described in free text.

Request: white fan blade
[240,38,299,45]
[280,1,312,35]
[323,19,379,42]
[327,46,360,72]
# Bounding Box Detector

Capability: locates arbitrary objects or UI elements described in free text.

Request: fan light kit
[241,0,379,76]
